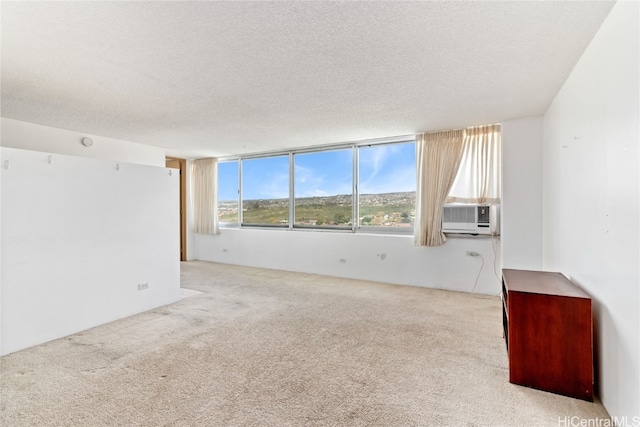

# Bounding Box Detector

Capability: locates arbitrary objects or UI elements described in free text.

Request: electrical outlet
[339,258,347,263]
[466,251,480,257]
[138,282,149,291]
[222,248,228,253]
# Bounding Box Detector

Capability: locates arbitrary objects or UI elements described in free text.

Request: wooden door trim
[166,156,187,261]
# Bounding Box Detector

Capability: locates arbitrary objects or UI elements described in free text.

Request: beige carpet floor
[1,261,610,426]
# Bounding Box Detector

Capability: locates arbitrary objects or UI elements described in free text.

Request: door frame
[166,156,187,261]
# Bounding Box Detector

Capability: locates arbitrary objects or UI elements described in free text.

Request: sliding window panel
[358,142,416,230]
[241,156,290,226]
[294,149,353,229]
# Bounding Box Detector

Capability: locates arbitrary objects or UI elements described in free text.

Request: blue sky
[218,142,415,201]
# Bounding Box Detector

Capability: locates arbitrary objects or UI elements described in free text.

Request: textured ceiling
[1,1,614,158]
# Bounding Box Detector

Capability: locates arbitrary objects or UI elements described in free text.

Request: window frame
[239,154,291,227]
[217,159,241,226]
[292,146,355,231]
[355,141,416,235]
[217,135,417,234]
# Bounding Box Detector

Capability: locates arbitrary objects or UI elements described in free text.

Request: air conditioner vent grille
[443,205,476,224]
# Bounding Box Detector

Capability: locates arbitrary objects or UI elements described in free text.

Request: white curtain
[414,129,465,247]
[191,158,219,235]
[448,124,501,205]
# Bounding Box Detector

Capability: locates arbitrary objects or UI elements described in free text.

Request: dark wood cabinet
[502,269,594,401]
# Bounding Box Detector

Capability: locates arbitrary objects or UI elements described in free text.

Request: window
[217,138,416,233]
[294,149,353,228]
[358,142,416,228]
[241,156,290,226]
[218,160,239,224]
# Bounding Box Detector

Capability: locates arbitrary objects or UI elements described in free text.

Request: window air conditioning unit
[442,204,499,235]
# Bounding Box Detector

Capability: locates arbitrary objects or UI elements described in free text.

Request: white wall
[543,0,639,419]
[194,229,502,295]
[501,117,543,270]
[1,147,180,355]
[1,117,166,167]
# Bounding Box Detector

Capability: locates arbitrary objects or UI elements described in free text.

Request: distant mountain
[220,191,415,207]
[219,192,416,227]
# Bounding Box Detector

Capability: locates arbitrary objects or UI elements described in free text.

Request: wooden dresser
[502,269,594,401]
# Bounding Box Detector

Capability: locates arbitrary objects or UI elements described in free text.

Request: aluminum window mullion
[238,159,243,225]
[353,145,358,233]
[289,152,294,230]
